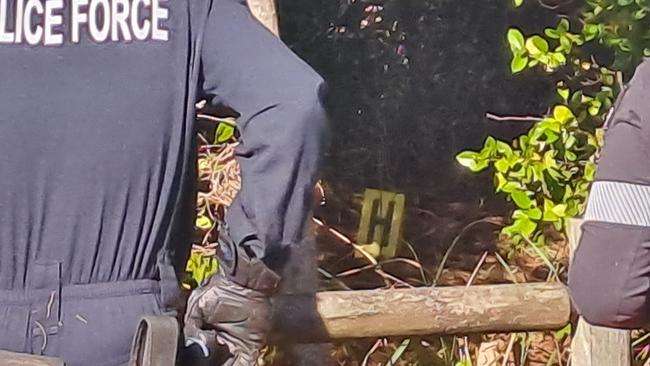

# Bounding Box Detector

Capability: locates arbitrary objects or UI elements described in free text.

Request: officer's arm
[199,0,328,266]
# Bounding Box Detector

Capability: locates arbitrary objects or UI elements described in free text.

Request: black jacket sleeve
[199,0,328,266]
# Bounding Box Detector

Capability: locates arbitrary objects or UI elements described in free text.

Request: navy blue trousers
[0,273,165,365]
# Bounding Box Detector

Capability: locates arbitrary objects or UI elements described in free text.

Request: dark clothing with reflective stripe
[569,58,650,328]
[0,0,327,363]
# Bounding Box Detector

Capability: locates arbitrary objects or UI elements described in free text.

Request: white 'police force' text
[0,0,169,45]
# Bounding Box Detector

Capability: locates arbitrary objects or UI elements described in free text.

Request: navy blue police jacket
[0,0,328,300]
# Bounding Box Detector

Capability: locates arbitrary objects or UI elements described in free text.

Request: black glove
[184,268,273,366]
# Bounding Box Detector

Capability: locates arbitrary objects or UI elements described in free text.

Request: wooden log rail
[270,221,631,366]
[272,283,571,342]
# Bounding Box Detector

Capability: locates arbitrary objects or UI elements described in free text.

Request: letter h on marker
[356,188,405,259]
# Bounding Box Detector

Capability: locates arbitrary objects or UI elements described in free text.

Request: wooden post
[247,0,280,36]
[567,218,631,366]
[272,282,570,342]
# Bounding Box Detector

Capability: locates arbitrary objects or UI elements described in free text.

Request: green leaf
[557,87,570,101]
[496,140,514,156]
[388,339,411,366]
[555,324,572,341]
[514,217,537,237]
[518,135,529,150]
[563,185,574,202]
[634,9,647,19]
[529,127,544,145]
[552,203,568,217]
[594,5,603,15]
[189,254,219,286]
[526,207,543,220]
[525,35,549,55]
[567,32,584,46]
[502,181,521,193]
[543,200,559,221]
[544,129,559,143]
[495,158,510,173]
[588,100,602,116]
[215,123,236,144]
[538,117,561,133]
[511,54,528,73]
[456,151,479,166]
[618,38,633,52]
[484,136,497,154]
[507,28,526,53]
[570,90,583,107]
[618,0,634,5]
[196,215,213,230]
[553,105,574,124]
[547,167,564,181]
[565,134,576,149]
[543,151,557,169]
[456,151,488,172]
[513,209,527,220]
[584,161,597,181]
[582,23,600,41]
[552,52,566,65]
[544,28,559,39]
[495,172,508,191]
[511,191,533,209]
[558,18,570,32]
[566,151,577,161]
[513,0,524,6]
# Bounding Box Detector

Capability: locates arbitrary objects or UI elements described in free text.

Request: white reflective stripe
[585,181,650,227]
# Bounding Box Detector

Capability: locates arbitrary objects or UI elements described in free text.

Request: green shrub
[457,0,649,246]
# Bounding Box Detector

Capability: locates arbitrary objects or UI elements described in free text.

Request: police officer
[569,58,650,329]
[0,0,328,364]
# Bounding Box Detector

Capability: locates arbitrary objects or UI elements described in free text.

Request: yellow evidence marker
[355,188,405,259]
